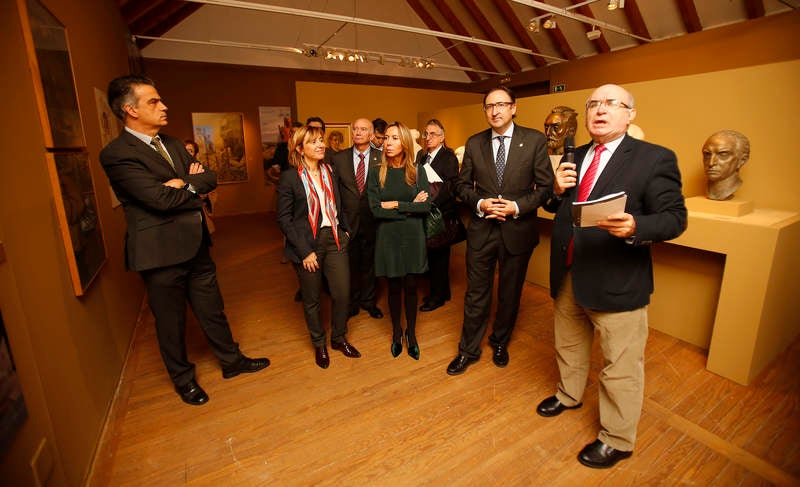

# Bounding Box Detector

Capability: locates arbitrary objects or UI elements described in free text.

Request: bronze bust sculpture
[702,130,750,201]
[544,106,578,155]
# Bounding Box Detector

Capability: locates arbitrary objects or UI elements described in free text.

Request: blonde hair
[379,122,417,188]
[288,125,325,169]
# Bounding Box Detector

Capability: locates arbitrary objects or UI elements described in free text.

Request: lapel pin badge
[519,143,524,147]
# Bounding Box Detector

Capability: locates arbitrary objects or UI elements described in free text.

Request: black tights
[387,275,418,345]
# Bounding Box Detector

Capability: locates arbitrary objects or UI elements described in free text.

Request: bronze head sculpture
[702,130,750,201]
[544,106,578,155]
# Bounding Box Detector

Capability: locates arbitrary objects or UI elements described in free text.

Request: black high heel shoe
[391,341,402,358]
[405,331,420,361]
[391,330,403,358]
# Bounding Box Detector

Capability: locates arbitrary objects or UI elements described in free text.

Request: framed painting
[19,0,85,149]
[48,151,107,296]
[0,312,28,456]
[325,123,352,153]
[191,112,248,184]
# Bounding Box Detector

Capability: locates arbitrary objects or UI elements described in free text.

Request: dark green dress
[367,166,431,278]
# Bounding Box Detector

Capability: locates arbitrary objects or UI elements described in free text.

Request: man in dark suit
[536,84,686,468]
[100,75,269,406]
[415,119,460,312]
[446,86,553,375]
[332,118,384,319]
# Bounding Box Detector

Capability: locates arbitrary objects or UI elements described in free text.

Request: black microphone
[560,136,576,197]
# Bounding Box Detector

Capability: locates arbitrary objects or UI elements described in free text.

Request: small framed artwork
[191,112,248,184]
[325,123,352,153]
[20,0,86,149]
[47,151,107,295]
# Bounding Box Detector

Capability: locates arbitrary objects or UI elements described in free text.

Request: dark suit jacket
[415,146,459,217]
[456,124,553,255]
[547,135,687,311]
[100,130,215,271]
[276,165,350,263]
[332,146,381,237]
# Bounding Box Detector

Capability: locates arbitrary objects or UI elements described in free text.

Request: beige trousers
[553,272,648,451]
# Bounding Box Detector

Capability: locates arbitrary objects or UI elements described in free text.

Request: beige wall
[0,0,142,485]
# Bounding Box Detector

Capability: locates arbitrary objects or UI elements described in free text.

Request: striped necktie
[151,136,175,171]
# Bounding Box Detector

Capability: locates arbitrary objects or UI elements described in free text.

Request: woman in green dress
[367,122,431,360]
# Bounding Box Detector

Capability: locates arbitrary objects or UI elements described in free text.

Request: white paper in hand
[572,191,627,227]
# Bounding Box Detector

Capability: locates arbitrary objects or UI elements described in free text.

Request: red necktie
[567,144,606,266]
[356,153,366,194]
[577,144,606,202]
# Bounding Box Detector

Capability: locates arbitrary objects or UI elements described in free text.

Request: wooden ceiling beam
[135,4,203,48]
[675,0,702,33]
[131,1,188,36]
[121,0,166,24]
[461,0,522,73]
[568,0,610,53]
[432,0,499,73]
[492,0,547,67]
[620,0,651,43]
[405,0,480,82]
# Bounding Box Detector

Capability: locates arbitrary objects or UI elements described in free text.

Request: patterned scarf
[298,164,340,250]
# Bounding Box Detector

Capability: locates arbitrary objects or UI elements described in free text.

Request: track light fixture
[607,0,625,10]
[543,16,556,29]
[586,26,601,40]
[527,19,540,33]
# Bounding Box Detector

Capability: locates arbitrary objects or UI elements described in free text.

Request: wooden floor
[88,213,800,487]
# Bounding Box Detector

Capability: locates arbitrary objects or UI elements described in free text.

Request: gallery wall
[0,0,142,485]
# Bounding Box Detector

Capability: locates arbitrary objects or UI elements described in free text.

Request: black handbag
[426,212,466,249]
[423,204,446,239]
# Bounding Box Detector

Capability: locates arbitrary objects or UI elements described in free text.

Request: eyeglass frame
[585,98,632,111]
[482,101,514,112]
[421,131,443,139]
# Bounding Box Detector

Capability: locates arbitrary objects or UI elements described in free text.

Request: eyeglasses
[586,99,632,111]
[422,132,443,138]
[483,101,514,112]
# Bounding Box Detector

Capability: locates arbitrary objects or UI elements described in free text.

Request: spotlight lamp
[527,19,540,33]
[607,0,625,10]
[586,27,602,40]
[543,16,557,29]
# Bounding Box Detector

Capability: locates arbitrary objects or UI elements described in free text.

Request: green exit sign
[553,83,566,93]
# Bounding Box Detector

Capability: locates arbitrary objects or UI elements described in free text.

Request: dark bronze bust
[544,106,578,155]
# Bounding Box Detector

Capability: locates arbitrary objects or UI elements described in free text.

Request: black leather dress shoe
[349,306,360,317]
[536,395,583,417]
[578,440,632,468]
[331,340,361,358]
[419,300,444,312]
[363,305,384,319]
[446,355,477,376]
[492,344,509,367]
[315,346,330,369]
[175,379,209,406]
[222,356,271,379]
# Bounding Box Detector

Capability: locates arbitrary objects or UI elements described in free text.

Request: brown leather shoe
[315,345,330,369]
[331,340,361,358]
